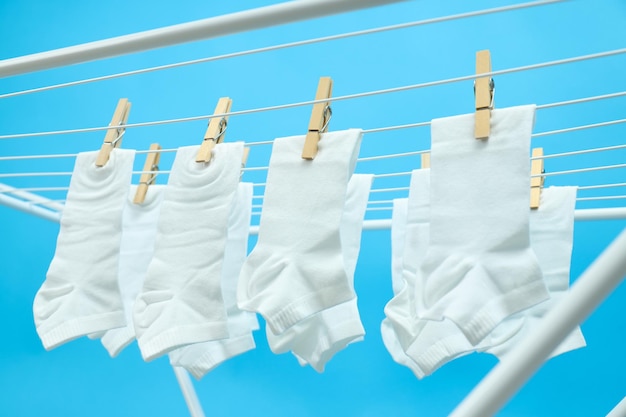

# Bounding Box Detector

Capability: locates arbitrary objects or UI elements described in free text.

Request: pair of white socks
[385,106,546,360]
[133,143,245,361]
[237,129,364,370]
[384,177,585,377]
[383,105,585,377]
[33,148,136,350]
[266,173,372,372]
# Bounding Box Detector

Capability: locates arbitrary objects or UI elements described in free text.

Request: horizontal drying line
[1,112,626,163]
[578,182,626,191]
[2,47,626,139]
[4,159,625,180]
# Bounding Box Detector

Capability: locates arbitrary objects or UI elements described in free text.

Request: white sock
[383,169,431,352]
[169,182,258,379]
[381,197,427,379]
[382,170,432,378]
[133,143,243,361]
[33,148,135,350]
[237,129,362,335]
[418,105,548,344]
[97,185,164,357]
[482,186,586,359]
[266,174,373,372]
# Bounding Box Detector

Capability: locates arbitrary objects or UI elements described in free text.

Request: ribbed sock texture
[33,148,135,350]
[169,182,258,379]
[237,129,362,335]
[134,143,243,361]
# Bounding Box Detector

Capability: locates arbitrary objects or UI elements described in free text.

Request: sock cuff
[453,278,550,345]
[244,285,355,335]
[180,334,256,380]
[100,326,135,358]
[37,311,126,351]
[407,330,472,377]
[298,305,365,373]
[138,322,230,362]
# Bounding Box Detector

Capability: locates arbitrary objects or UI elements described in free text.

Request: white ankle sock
[418,105,548,344]
[237,129,362,335]
[266,174,372,372]
[133,143,243,361]
[383,169,431,352]
[97,185,164,357]
[381,197,427,379]
[482,186,586,359]
[169,182,257,379]
[33,148,135,350]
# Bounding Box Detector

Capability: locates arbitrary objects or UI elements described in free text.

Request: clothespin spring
[213,118,228,143]
[321,105,332,133]
[140,164,159,186]
[110,129,125,148]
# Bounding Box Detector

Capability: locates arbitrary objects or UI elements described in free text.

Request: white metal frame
[1,1,625,416]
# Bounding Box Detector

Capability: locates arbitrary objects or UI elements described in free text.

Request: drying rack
[1,1,625,416]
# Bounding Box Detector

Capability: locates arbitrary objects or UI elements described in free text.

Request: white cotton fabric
[237,129,362,335]
[381,197,427,378]
[382,170,431,379]
[482,186,586,359]
[417,105,549,344]
[33,148,135,350]
[383,170,584,378]
[266,174,373,372]
[98,185,164,357]
[169,182,258,379]
[383,170,431,355]
[134,143,243,361]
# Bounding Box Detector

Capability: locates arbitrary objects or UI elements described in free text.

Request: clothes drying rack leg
[606,397,626,417]
[450,227,626,417]
[173,366,206,417]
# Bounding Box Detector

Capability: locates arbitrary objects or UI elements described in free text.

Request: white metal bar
[0,0,404,78]
[0,0,563,98]
[607,397,626,417]
[449,226,626,417]
[0,193,61,222]
[574,207,626,221]
[248,208,626,234]
[0,182,65,211]
[172,367,206,417]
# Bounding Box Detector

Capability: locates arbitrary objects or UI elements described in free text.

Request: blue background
[1,0,625,416]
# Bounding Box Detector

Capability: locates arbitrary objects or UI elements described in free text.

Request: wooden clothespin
[421,152,431,169]
[133,143,162,204]
[530,147,545,209]
[474,50,495,140]
[95,98,132,167]
[196,97,232,163]
[302,77,333,160]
